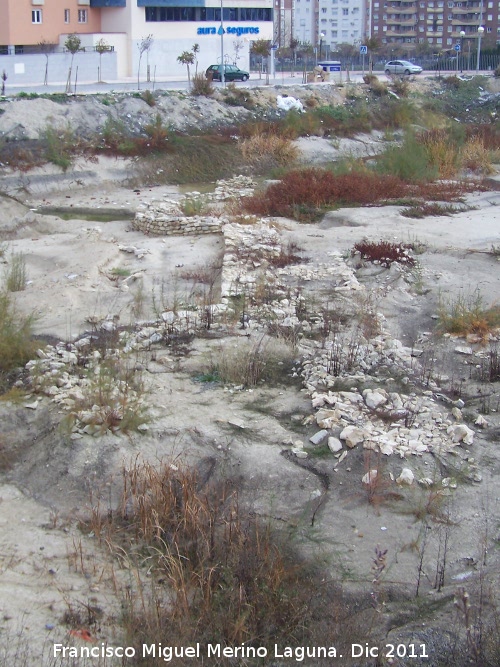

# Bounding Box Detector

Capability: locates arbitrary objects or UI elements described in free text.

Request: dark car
[205,64,250,82]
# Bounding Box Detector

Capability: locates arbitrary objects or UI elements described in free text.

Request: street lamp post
[476,25,484,73]
[460,30,465,72]
[220,0,225,85]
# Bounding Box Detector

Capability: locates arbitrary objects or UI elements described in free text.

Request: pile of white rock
[221,223,361,298]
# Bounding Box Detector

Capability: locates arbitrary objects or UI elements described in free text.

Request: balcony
[451,5,482,14]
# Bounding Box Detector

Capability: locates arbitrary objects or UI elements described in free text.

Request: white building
[97,0,274,78]
[294,0,367,52]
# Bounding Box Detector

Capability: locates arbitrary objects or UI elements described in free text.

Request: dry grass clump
[0,291,37,393]
[85,459,364,664]
[240,132,298,168]
[191,73,214,97]
[438,291,500,339]
[460,138,494,174]
[420,128,459,179]
[211,335,295,387]
[4,252,27,292]
[419,126,495,177]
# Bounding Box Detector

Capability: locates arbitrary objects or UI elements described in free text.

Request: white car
[384,60,423,76]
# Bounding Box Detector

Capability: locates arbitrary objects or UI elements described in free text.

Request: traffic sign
[454,43,461,51]
[360,45,368,54]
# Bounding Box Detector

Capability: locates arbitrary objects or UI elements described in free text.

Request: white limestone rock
[340,425,365,448]
[362,469,378,485]
[397,468,414,485]
[363,389,387,410]
[327,437,343,453]
[447,424,474,445]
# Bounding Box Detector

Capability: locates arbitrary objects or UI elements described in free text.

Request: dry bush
[460,137,494,174]
[390,76,410,97]
[368,78,389,97]
[85,459,367,663]
[191,73,214,97]
[411,179,481,201]
[353,239,415,268]
[244,168,406,221]
[240,132,298,168]
[420,128,459,178]
[466,124,500,150]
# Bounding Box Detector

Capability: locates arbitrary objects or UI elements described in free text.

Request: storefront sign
[197,26,260,36]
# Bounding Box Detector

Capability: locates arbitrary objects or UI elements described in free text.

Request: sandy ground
[1,131,500,665]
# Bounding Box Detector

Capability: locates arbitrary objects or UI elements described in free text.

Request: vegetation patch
[244,167,407,222]
[438,290,500,339]
[353,239,416,268]
[400,202,471,218]
[85,459,365,664]
[0,291,37,393]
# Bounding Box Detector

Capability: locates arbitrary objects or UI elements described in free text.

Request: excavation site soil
[0,77,499,667]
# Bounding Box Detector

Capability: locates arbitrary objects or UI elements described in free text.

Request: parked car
[205,64,250,82]
[384,60,423,76]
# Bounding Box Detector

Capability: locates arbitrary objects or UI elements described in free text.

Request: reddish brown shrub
[353,239,415,267]
[244,168,407,220]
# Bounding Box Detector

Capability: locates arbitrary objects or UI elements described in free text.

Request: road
[2,69,480,96]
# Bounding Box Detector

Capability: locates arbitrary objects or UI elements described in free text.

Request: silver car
[384,60,423,76]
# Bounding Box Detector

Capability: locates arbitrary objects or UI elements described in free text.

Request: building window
[78,9,88,23]
[342,8,349,15]
[64,9,70,23]
[32,9,42,23]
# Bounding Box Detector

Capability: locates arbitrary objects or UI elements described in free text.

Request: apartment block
[0,0,101,53]
[371,1,499,50]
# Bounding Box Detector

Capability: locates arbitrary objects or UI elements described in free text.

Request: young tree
[64,33,81,93]
[1,70,6,96]
[137,34,153,89]
[366,36,382,74]
[95,38,109,83]
[251,39,271,79]
[38,39,56,86]
[177,51,195,85]
[233,39,244,65]
[192,43,200,76]
[290,37,300,75]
